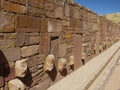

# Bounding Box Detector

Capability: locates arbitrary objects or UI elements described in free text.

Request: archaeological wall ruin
[0,0,120,90]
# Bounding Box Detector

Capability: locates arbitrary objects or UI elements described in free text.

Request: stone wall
[0,0,120,90]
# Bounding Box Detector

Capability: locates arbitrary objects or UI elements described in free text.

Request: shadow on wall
[0,50,10,86]
[18,68,33,87]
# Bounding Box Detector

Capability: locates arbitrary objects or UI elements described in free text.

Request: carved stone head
[58,58,67,72]
[82,53,86,60]
[8,79,25,90]
[69,55,75,66]
[44,54,55,72]
[15,59,28,78]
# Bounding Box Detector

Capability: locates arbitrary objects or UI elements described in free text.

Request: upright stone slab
[73,35,82,69]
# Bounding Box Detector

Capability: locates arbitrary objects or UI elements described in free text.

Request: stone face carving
[69,55,74,66]
[44,54,55,72]
[15,59,28,77]
[81,53,86,60]
[58,58,67,72]
[8,79,25,90]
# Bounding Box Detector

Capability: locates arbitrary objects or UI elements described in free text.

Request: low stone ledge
[47,41,120,90]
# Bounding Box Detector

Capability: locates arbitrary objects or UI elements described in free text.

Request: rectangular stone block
[21,45,39,58]
[29,36,40,45]
[70,7,80,19]
[73,35,82,69]
[29,0,41,8]
[41,18,48,33]
[1,1,26,14]
[27,55,44,67]
[58,44,67,57]
[16,15,41,32]
[65,3,70,17]
[40,34,50,54]
[44,1,54,11]
[28,6,41,16]
[16,33,26,47]
[70,19,81,28]
[0,40,15,49]
[0,12,15,33]
[1,47,21,62]
[55,6,63,19]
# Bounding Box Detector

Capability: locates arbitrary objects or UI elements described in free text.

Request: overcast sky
[75,0,120,15]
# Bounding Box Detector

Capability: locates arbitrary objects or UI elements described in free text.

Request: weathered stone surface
[44,54,55,72]
[29,66,38,74]
[55,20,62,32]
[27,55,44,67]
[58,58,67,72]
[55,6,63,19]
[44,1,54,11]
[37,78,50,90]
[47,19,56,32]
[21,45,39,58]
[8,79,25,90]
[1,47,21,62]
[41,18,48,32]
[29,36,40,45]
[40,34,50,54]
[0,12,15,33]
[0,40,15,49]
[29,0,41,8]
[73,35,82,69]
[65,3,70,17]
[15,59,28,77]
[16,15,41,32]
[58,44,67,57]
[16,33,26,47]
[2,1,26,14]
[28,6,41,16]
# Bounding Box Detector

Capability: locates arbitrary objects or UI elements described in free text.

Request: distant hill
[104,13,120,25]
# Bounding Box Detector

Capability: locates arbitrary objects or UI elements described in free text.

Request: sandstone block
[1,47,21,62]
[65,3,70,17]
[44,2,54,11]
[40,34,50,54]
[21,45,39,58]
[44,54,55,72]
[27,55,44,67]
[8,79,25,90]
[28,6,41,16]
[47,19,56,32]
[2,1,26,14]
[16,33,26,47]
[0,40,15,49]
[15,59,28,77]
[29,36,40,45]
[16,15,41,32]
[55,6,63,19]
[58,44,67,57]
[0,12,15,33]
[55,20,62,32]
[29,0,41,8]
[41,18,48,33]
